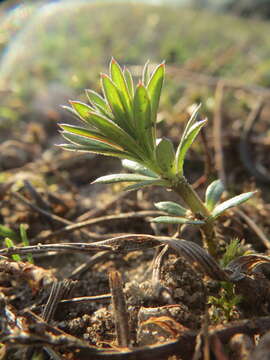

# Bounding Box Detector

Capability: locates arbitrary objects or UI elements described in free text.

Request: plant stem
[171,175,217,257]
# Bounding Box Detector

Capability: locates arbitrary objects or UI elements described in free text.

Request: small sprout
[220,238,244,268]
[60,59,255,256]
[20,224,34,264]
[4,238,21,262]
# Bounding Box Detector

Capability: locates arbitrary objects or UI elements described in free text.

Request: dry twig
[109,270,130,348]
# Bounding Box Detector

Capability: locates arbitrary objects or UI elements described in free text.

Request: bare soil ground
[0,95,270,359]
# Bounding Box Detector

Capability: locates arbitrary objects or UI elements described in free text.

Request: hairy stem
[171,175,217,257]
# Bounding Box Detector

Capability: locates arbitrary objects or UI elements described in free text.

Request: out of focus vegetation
[1,1,270,131]
[190,0,270,19]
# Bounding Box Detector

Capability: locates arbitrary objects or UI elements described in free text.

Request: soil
[0,104,270,360]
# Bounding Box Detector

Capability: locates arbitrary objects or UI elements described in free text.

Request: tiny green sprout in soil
[60,58,255,257]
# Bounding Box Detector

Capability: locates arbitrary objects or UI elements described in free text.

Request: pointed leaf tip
[211,191,255,219]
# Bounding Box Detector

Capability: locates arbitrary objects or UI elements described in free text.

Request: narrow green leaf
[60,123,112,144]
[122,159,158,177]
[20,224,33,264]
[61,132,135,159]
[5,238,21,261]
[61,105,82,119]
[147,62,165,123]
[154,201,188,216]
[92,173,155,184]
[59,143,136,160]
[110,59,133,124]
[151,216,204,225]
[134,83,154,152]
[0,225,18,241]
[85,89,111,116]
[62,131,117,149]
[205,179,225,211]
[211,192,255,219]
[123,67,134,97]
[124,178,169,191]
[62,108,144,159]
[110,59,131,101]
[155,138,175,175]
[142,60,150,85]
[59,131,139,160]
[176,119,207,174]
[180,104,201,143]
[69,101,95,120]
[101,73,132,134]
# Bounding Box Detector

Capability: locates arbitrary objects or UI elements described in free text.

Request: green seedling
[4,238,21,262]
[1,224,34,263]
[60,59,254,256]
[208,239,245,322]
[20,224,34,264]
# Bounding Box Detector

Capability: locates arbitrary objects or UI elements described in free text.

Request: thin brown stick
[235,208,270,250]
[37,210,163,241]
[12,191,95,241]
[213,80,226,187]
[68,251,109,279]
[75,192,130,222]
[24,180,51,212]
[151,245,173,304]
[60,293,111,304]
[0,242,111,256]
[0,236,228,281]
[13,191,69,225]
[239,98,270,183]
[13,191,161,243]
[109,270,130,348]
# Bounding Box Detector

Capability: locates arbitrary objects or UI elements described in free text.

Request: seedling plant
[59,58,254,257]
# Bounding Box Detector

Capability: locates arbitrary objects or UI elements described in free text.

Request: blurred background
[0,0,269,186]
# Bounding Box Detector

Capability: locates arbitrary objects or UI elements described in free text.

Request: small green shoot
[4,238,21,262]
[208,283,242,323]
[220,238,245,268]
[20,224,34,264]
[209,239,245,322]
[60,59,255,256]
